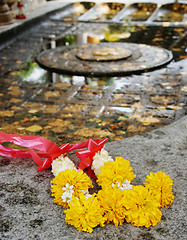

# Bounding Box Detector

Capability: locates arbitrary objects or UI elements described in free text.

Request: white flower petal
[91,148,114,176]
[51,155,77,176]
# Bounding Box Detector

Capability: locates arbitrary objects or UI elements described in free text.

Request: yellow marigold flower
[97,187,125,227]
[122,185,162,228]
[97,157,136,188]
[144,171,174,208]
[51,169,93,208]
[65,194,106,233]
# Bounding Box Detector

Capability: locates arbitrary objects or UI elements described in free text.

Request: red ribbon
[0,132,108,177]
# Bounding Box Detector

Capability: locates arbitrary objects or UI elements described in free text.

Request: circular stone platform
[36,43,173,77]
[76,46,132,61]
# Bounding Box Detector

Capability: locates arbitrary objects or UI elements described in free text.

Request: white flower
[82,189,92,200]
[61,183,74,203]
[51,155,76,176]
[91,148,114,176]
[112,180,133,191]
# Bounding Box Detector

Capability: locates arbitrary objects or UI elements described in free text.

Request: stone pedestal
[0,0,14,25]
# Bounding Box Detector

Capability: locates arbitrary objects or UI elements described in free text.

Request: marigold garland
[0,133,174,232]
[50,148,174,233]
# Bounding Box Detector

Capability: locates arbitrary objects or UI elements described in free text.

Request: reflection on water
[90,3,125,21]
[154,3,187,23]
[121,3,157,22]
[12,61,46,83]
[51,2,95,22]
[104,25,133,42]
[51,1,187,24]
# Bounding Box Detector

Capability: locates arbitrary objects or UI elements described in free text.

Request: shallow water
[0,4,187,145]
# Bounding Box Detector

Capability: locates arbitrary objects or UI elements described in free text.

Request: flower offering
[0,132,174,233]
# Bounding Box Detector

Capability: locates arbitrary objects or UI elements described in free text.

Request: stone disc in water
[76,46,132,61]
[36,42,173,77]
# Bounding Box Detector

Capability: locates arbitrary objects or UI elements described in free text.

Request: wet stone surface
[36,42,173,76]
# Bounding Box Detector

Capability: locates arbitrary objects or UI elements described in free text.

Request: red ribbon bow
[0,132,107,178]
